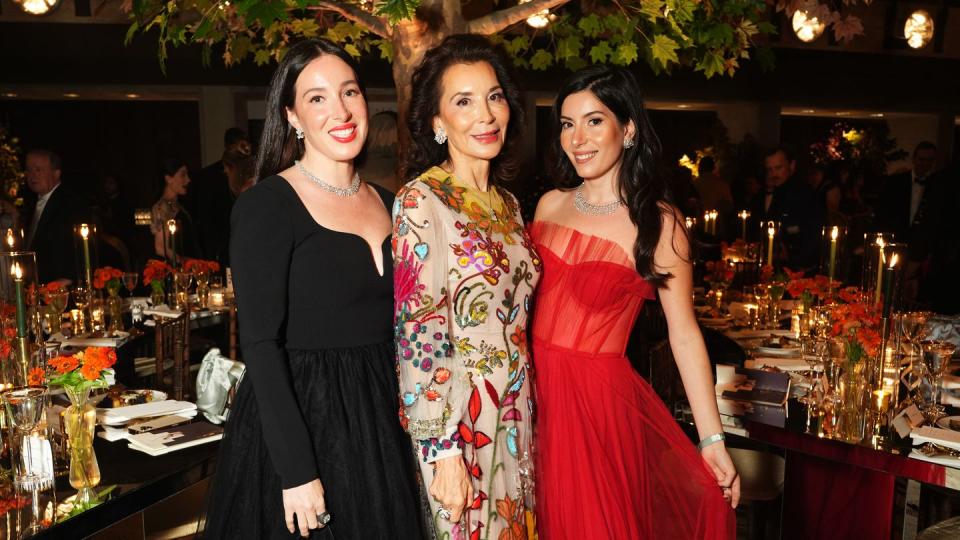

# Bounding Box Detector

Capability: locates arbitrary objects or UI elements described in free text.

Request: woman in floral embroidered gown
[530,66,739,539]
[392,35,541,539]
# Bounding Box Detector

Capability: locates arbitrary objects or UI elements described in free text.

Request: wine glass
[46,289,69,338]
[920,339,957,420]
[122,272,139,296]
[173,271,193,311]
[900,311,931,358]
[72,286,90,334]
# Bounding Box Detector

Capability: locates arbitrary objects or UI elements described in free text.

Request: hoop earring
[434,127,447,145]
[296,127,304,140]
[623,137,635,149]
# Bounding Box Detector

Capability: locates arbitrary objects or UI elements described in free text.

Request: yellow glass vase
[64,387,101,506]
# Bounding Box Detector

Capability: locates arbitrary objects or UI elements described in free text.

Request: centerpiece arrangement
[143,259,174,307]
[93,267,124,333]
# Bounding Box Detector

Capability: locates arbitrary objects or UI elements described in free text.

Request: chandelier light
[904,10,934,49]
[792,9,826,43]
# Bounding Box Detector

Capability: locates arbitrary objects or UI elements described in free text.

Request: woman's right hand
[429,455,473,523]
[282,478,327,537]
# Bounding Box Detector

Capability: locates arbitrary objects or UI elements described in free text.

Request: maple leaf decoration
[832,15,864,43]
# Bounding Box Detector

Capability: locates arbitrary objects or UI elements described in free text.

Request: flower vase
[106,285,123,333]
[196,273,210,309]
[150,281,165,307]
[63,387,101,506]
[838,365,868,443]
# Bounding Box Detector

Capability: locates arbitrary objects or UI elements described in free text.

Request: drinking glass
[920,340,957,420]
[72,286,90,334]
[122,272,138,296]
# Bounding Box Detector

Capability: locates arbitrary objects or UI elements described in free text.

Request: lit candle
[703,211,711,235]
[874,238,885,305]
[738,210,750,240]
[79,224,93,289]
[4,229,13,250]
[766,223,775,267]
[828,226,839,282]
[166,219,178,267]
[11,263,26,338]
[872,389,891,412]
[881,253,898,319]
[710,210,719,235]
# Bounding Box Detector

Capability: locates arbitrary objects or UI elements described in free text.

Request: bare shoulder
[534,188,571,222]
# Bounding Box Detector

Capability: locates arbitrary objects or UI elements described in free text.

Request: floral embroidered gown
[393,167,541,540]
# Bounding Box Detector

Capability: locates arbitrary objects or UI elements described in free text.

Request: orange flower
[27,367,45,386]
[49,355,79,374]
[183,259,220,276]
[80,362,101,381]
[93,266,123,289]
[81,346,116,372]
[143,259,173,285]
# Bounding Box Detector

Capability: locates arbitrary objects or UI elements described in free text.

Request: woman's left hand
[700,443,740,508]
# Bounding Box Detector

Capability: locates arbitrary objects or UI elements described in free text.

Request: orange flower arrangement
[93,266,123,290]
[182,258,220,276]
[40,281,67,304]
[143,259,174,286]
[44,346,117,391]
[828,298,882,366]
[27,367,45,386]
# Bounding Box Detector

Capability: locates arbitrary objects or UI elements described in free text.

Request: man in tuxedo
[876,142,938,242]
[25,150,90,283]
[191,128,251,264]
[753,145,825,272]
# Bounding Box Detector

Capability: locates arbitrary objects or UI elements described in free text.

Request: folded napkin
[911,426,960,452]
[98,400,197,426]
[908,449,960,469]
[745,357,810,372]
[143,306,183,319]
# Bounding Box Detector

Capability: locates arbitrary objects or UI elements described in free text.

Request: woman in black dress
[203,39,426,539]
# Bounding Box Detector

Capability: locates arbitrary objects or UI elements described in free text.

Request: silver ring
[317,512,331,527]
[437,506,451,521]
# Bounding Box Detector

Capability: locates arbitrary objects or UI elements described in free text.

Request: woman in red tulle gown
[530,66,739,539]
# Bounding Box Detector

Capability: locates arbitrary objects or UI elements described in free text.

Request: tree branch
[309,1,391,38]
[467,0,572,35]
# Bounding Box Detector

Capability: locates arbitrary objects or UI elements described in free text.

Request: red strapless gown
[530,221,734,540]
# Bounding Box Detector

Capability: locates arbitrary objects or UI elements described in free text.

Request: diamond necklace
[296,160,361,197]
[573,184,622,215]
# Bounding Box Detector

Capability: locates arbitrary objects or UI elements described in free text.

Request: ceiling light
[677,104,690,109]
[1,93,17,98]
[792,8,826,43]
[125,93,141,99]
[836,111,850,116]
[519,0,552,28]
[904,10,934,49]
[62,92,80,98]
[13,0,61,15]
[802,109,816,114]
[870,113,885,118]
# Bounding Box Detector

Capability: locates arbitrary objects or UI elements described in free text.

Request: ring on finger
[437,506,452,521]
[317,512,331,528]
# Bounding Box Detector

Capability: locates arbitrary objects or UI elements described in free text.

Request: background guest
[753,145,824,272]
[151,158,200,263]
[696,156,733,215]
[200,147,256,268]
[187,127,251,217]
[807,163,843,225]
[24,149,90,283]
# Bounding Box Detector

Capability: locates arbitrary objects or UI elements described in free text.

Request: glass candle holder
[3,387,56,536]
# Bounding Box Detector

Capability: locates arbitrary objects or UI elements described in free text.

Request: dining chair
[154,310,191,401]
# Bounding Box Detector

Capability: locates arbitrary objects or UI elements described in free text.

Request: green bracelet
[697,432,725,451]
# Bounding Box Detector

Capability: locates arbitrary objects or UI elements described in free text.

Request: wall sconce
[12,0,61,15]
[904,10,934,49]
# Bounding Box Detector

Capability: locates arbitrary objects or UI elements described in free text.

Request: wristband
[697,432,725,451]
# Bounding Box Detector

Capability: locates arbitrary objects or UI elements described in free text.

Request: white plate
[936,415,960,431]
[755,346,801,357]
[96,389,167,413]
[700,315,733,324]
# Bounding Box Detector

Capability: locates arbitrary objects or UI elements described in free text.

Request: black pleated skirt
[203,342,428,539]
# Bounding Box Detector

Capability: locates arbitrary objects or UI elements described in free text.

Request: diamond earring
[434,127,447,145]
[623,137,635,149]
[296,127,304,140]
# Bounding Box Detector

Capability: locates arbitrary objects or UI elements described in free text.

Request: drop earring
[434,127,447,145]
[296,127,304,140]
[623,137,635,149]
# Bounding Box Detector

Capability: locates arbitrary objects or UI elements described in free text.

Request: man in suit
[191,128,251,263]
[753,145,825,273]
[875,141,938,242]
[25,149,89,283]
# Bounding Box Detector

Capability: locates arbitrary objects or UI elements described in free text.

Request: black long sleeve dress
[203,175,426,539]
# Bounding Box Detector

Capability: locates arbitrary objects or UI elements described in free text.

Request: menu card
[127,421,223,456]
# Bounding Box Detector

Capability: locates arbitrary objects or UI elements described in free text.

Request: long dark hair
[254,39,364,182]
[550,66,686,288]
[403,34,524,186]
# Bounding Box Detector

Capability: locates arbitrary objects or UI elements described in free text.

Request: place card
[892,404,925,438]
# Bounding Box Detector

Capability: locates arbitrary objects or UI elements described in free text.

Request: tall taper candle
[874,238,885,305]
[11,263,26,338]
[79,224,93,290]
[828,226,839,282]
[882,254,898,320]
[738,210,750,240]
[167,219,178,268]
[766,224,775,267]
